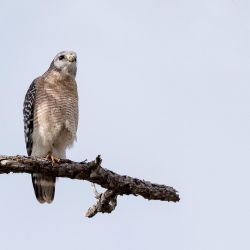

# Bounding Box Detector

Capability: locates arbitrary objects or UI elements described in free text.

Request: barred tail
[31,174,56,204]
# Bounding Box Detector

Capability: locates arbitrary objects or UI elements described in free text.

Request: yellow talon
[46,151,60,164]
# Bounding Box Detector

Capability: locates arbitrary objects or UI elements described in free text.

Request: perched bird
[23,51,78,203]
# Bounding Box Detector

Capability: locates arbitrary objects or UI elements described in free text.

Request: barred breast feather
[31,73,78,158]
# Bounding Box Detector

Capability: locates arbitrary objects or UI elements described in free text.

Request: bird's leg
[46,151,60,164]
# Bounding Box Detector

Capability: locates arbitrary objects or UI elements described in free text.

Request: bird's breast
[33,78,78,144]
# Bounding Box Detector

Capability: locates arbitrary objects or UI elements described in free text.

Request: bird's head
[49,51,77,78]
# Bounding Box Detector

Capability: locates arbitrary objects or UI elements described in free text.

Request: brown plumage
[23,51,78,203]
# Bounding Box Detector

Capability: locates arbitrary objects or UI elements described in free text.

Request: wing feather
[23,80,36,156]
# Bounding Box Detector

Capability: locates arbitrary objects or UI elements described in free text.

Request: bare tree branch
[0,155,180,217]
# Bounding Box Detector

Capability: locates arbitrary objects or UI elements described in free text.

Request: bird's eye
[58,55,64,60]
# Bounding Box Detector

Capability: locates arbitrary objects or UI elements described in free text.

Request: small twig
[91,183,101,199]
[85,186,118,218]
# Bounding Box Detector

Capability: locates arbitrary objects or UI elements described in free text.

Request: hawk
[23,51,78,203]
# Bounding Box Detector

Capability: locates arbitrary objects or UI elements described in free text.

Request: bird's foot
[46,151,60,164]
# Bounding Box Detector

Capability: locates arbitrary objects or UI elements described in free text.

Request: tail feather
[32,174,56,204]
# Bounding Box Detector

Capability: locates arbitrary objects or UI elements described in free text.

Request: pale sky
[0,1,250,249]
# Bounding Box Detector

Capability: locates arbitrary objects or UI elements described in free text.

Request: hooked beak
[68,54,77,62]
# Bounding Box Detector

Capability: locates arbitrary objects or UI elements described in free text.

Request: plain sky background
[0,1,250,249]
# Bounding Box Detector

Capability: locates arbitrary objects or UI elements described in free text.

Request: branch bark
[0,155,180,217]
